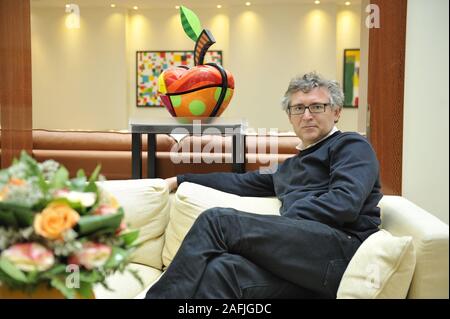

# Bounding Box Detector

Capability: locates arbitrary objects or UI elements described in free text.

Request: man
[146,72,382,299]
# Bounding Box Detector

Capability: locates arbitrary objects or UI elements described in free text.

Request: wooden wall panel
[0,0,33,168]
[368,0,407,195]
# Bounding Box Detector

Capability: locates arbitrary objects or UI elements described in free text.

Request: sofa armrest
[379,196,449,298]
[98,179,170,270]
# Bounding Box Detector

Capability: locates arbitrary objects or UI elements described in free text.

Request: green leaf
[20,151,41,176]
[76,210,124,236]
[0,257,29,283]
[0,201,33,212]
[70,176,88,192]
[50,277,76,299]
[103,247,129,269]
[180,6,202,42]
[25,270,40,284]
[13,208,35,227]
[50,166,69,190]
[0,210,18,227]
[84,165,101,193]
[77,281,94,299]
[119,229,140,246]
[79,269,103,283]
[76,169,86,178]
[41,264,67,278]
[0,203,34,227]
[37,173,50,195]
[49,197,90,216]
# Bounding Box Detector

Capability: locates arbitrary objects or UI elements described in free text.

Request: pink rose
[68,242,112,270]
[1,243,55,272]
[94,204,118,216]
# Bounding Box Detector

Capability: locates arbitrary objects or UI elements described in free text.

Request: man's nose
[302,108,313,119]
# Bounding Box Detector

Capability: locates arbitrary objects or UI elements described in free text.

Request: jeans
[146,207,361,299]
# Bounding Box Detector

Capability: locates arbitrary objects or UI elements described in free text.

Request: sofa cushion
[162,182,281,267]
[337,230,416,299]
[98,179,170,270]
[93,263,162,299]
[378,196,449,298]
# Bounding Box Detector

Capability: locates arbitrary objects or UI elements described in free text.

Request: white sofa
[93,179,449,299]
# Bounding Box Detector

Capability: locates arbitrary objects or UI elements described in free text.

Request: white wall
[31,7,128,130]
[31,3,361,132]
[336,4,361,132]
[402,0,449,224]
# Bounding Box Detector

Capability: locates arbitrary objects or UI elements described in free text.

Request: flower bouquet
[0,151,142,298]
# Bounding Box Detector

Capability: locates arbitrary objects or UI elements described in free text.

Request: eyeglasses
[287,103,331,115]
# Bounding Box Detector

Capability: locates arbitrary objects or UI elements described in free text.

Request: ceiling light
[110,4,116,8]
[245,1,251,6]
[217,4,222,9]
[345,1,351,5]
[133,6,138,10]
[175,5,180,9]
[314,0,320,4]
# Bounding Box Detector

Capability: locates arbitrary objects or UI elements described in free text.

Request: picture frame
[343,49,360,108]
[136,50,223,107]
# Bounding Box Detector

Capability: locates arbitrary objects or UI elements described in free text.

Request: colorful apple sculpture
[157,6,235,117]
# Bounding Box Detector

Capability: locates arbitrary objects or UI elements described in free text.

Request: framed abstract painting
[136,50,223,107]
[343,49,360,108]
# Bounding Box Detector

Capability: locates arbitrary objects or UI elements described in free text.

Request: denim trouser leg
[145,207,360,299]
[192,253,320,299]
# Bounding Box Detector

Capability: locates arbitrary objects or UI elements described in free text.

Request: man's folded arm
[284,136,381,226]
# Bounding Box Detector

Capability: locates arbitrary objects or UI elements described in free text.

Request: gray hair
[281,72,345,112]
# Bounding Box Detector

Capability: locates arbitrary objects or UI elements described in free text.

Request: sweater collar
[295,126,339,151]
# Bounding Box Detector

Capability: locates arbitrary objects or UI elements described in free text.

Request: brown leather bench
[1,129,300,179]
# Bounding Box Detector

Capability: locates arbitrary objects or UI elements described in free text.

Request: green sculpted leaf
[180,6,202,42]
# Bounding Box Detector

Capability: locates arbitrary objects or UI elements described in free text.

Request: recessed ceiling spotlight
[314,0,321,4]
[175,5,180,9]
[65,4,70,9]
[217,4,222,9]
[133,6,138,10]
[245,1,251,6]
[110,4,116,8]
[345,1,351,5]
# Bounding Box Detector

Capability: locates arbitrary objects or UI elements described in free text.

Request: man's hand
[165,176,178,193]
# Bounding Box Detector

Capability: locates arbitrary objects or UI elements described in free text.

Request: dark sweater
[177,131,383,242]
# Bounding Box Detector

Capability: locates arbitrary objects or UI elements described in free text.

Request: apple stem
[194,29,216,66]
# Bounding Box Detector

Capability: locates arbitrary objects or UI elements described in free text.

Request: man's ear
[333,107,342,123]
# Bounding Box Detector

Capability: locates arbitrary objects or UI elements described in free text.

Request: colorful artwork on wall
[343,49,360,108]
[136,50,223,107]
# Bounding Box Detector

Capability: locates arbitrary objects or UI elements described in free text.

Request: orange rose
[34,202,80,240]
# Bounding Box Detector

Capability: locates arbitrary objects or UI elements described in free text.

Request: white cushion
[93,263,162,299]
[162,182,281,267]
[337,230,416,299]
[98,179,170,270]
